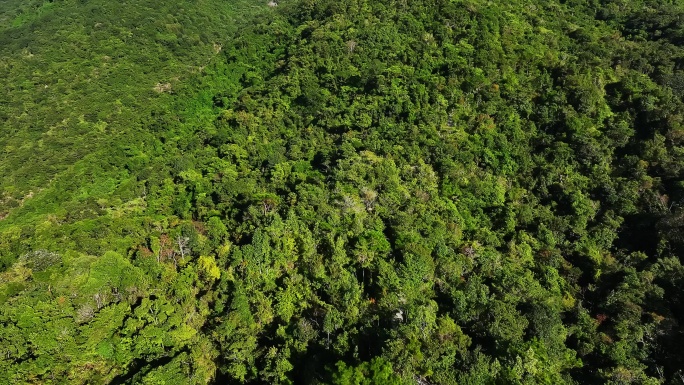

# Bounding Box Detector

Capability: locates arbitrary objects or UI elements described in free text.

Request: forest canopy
[1,0,684,384]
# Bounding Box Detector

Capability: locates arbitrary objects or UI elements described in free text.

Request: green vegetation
[2,0,684,383]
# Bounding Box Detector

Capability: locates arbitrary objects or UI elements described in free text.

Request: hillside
[2,0,684,384]
[0,0,256,230]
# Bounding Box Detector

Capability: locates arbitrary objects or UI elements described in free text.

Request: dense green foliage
[2,0,684,383]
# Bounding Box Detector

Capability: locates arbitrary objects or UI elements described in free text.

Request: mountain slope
[2,0,684,384]
[0,0,256,224]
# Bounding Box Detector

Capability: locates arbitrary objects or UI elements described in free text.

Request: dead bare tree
[175,235,190,262]
[346,40,357,54]
[94,292,106,309]
[262,196,277,215]
[360,187,378,211]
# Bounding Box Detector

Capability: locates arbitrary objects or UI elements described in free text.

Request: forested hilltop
[2,0,684,383]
